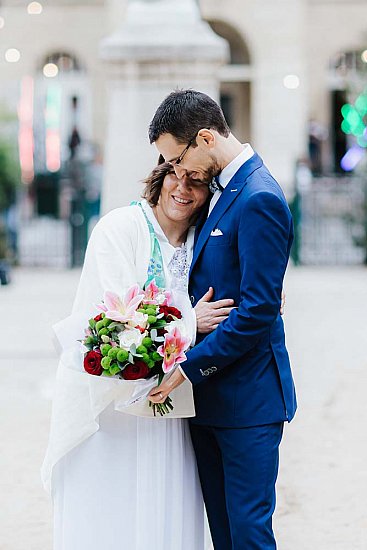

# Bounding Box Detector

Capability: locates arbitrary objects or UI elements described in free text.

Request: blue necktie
[209,175,223,194]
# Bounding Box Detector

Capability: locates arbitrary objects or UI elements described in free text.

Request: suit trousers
[189,422,284,550]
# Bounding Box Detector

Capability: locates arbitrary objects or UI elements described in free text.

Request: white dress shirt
[208,143,255,215]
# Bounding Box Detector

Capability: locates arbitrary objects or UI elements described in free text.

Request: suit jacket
[181,153,297,427]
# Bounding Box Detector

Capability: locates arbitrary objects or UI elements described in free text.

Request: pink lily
[157,327,191,374]
[144,279,161,304]
[102,285,144,323]
[161,290,173,306]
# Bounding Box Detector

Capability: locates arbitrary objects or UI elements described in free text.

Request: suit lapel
[190,153,263,275]
[193,199,210,248]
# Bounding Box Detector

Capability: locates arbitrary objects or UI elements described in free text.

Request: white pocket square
[210,228,223,237]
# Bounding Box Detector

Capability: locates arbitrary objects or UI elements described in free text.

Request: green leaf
[108,322,123,331]
[152,320,167,328]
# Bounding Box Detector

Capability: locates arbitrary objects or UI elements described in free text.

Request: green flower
[109,365,121,376]
[117,349,129,363]
[101,344,112,356]
[101,356,111,369]
[142,337,153,348]
[108,348,119,359]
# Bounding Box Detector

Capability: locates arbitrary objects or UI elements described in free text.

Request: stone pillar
[250,0,308,196]
[100,0,228,214]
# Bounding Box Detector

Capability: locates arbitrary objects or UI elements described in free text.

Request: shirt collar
[217,143,255,189]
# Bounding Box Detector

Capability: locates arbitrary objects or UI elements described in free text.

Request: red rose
[94,313,103,322]
[84,350,103,376]
[122,361,150,380]
[159,306,182,320]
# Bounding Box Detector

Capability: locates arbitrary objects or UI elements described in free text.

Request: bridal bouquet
[81,280,190,416]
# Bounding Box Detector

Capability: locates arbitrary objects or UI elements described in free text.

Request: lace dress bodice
[167,242,190,292]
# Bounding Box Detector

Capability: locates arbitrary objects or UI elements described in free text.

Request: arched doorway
[207,20,252,142]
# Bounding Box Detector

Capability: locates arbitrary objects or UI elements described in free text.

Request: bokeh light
[341,103,366,137]
[283,74,300,89]
[340,145,365,171]
[5,48,21,63]
[361,50,367,63]
[43,63,59,78]
[27,2,43,15]
[0,16,5,29]
[355,93,367,116]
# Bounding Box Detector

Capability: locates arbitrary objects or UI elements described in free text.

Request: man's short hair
[149,89,230,145]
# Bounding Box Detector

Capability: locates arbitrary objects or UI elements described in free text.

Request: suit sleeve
[181,191,292,385]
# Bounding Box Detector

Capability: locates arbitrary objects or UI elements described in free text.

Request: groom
[149,90,296,549]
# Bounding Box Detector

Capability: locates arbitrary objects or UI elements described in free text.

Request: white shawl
[41,203,196,493]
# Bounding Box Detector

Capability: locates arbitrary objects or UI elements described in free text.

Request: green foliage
[0,141,20,212]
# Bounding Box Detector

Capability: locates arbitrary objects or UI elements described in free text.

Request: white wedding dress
[43,201,210,550]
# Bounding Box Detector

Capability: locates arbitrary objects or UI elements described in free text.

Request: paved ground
[1,266,366,549]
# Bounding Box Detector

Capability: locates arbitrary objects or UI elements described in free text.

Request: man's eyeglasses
[169,134,197,167]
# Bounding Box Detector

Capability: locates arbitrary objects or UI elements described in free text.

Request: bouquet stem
[149,396,174,417]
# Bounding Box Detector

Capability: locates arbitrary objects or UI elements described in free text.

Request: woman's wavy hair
[142,155,174,207]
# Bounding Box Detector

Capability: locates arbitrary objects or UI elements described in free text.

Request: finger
[210,307,235,317]
[198,287,214,303]
[149,395,166,404]
[149,390,167,401]
[212,299,235,309]
[149,386,166,397]
[209,315,228,325]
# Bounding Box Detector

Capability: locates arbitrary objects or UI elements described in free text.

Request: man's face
[155,133,220,185]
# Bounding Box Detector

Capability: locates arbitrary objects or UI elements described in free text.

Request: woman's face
[157,172,210,224]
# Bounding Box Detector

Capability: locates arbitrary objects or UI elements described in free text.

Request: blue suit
[181,153,296,549]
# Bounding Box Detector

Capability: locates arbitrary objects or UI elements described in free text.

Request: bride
[41,160,235,549]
